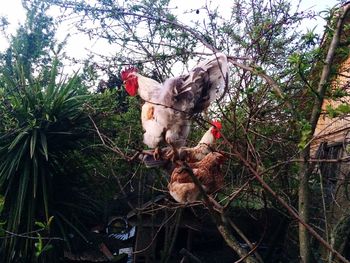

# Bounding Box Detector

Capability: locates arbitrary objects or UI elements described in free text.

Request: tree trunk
[298,146,313,263]
[297,4,350,262]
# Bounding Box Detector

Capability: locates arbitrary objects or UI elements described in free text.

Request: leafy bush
[0,61,104,262]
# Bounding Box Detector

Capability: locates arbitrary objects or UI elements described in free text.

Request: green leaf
[39,131,48,161]
[298,121,312,149]
[326,103,350,118]
[47,59,59,98]
[8,130,28,151]
[41,167,49,222]
[287,53,301,65]
[30,129,37,158]
[32,155,38,198]
[34,233,43,257]
[35,221,46,229]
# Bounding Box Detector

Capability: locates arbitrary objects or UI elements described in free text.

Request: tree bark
[298,146,313,263]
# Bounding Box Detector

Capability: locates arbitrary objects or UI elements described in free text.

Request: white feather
[136,53,228,149]
[134,73,162,101]
[141,103,165,148]
[142,120,164,148]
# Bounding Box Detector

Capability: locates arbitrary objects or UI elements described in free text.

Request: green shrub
[0,61,102,262]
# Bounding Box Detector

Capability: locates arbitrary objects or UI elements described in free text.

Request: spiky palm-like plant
[0,62,96,262]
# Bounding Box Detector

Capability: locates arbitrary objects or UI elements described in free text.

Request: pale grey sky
[0,0,341,58]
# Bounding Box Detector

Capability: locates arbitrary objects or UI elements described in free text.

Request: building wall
[311,56,350,155]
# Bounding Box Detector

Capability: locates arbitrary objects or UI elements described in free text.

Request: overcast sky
[0,0,341,58]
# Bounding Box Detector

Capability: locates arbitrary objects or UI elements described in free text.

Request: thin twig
[227,57,293,111]
[2,230,64,241]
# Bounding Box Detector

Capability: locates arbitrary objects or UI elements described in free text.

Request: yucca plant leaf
[41,166,49,222]
[47,216,54,227]
[32,155,38,198]
[47,59,59,98]
[14,137,29,172]
[30,129,37,159]
[8,130,28,151]
[47,131,74,135]
[39,131,49,161]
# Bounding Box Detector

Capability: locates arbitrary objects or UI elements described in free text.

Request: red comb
[121,66,138,81]
[211,120,222,130]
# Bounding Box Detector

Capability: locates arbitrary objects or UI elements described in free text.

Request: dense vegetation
[0,0,350,262]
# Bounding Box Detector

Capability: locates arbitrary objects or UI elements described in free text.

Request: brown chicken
[142,120,222,167]
[168,152,225,204]
[178,121,222,163]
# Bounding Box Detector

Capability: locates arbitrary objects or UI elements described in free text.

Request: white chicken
[121,53,228,154]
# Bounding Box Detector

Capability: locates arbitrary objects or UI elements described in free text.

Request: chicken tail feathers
[178,53,229,114]
[142,154,168,168]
